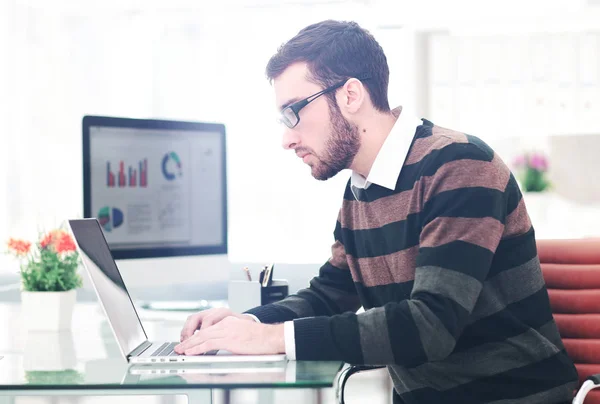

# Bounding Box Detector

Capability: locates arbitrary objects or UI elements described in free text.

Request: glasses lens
[281,107,298,128]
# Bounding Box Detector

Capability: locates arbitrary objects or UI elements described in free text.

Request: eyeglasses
[278,74,371,129]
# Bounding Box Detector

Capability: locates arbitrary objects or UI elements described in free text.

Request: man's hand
[179,308,255,342]
[174,316,285,356]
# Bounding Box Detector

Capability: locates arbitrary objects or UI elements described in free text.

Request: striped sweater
[246,119,578,403]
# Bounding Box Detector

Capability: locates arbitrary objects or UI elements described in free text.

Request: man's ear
[336,78,366,114]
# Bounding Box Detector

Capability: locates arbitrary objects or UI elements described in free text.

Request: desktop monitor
[82,116,229,298]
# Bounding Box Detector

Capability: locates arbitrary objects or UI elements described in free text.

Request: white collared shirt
[350,107,423,199]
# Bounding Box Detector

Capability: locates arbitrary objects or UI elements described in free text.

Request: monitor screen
[82,116,227,260]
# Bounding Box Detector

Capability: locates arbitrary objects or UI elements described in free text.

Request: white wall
[427,32,600,139]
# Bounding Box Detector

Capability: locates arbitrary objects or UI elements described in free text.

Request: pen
[243,266,252,281]
[262,263,274,287]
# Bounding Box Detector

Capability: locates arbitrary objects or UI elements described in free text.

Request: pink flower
[529,153,548,171]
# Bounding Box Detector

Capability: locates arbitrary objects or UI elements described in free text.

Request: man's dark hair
[266,20,391,112]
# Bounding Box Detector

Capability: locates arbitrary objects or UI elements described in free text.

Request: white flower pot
[20,290,77,331]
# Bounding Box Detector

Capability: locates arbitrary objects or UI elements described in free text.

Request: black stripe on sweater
[488,229,538,278]
[341,214,421,258]
[422,187,507,226]
[400,351,577,404]
[355,281,414,309]
[343,186,506,260]
[386,300,429,367]
[466,134,494,160]
[454,288,556,353]
[330,312,365,364]
[505,173,523,215]
[417,241,495,282]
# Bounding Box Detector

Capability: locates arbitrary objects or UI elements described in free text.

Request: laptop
[68,218,287,364]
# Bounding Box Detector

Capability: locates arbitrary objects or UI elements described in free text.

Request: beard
[309,101,361,181]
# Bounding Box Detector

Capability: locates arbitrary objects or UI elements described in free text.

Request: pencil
[243,266,252,281]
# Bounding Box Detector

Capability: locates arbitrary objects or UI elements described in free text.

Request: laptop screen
[69,219,147,357]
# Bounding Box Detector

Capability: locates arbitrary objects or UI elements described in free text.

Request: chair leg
[573,375,600,404]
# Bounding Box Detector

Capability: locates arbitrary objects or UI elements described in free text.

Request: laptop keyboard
[151,342,179,357]
[150,342,218,357]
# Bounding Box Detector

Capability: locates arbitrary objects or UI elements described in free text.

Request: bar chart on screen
[106,159,148,188]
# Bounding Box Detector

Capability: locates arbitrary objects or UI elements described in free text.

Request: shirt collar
[351,106,422,193]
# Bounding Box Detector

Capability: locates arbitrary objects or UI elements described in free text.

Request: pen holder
[228,279,289,313]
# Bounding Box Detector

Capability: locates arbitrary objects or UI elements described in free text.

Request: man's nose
[281,127,300,150]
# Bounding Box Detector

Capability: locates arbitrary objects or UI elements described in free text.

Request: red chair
[538,238,600,404]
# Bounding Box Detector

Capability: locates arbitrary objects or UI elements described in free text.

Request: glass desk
[0,303,343,403]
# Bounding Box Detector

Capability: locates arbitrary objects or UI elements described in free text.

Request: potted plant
[512,151,553,229]
[512,151,552,193]
[5,228,82,330]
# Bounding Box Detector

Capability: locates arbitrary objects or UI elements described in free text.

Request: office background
[1,0,600,402]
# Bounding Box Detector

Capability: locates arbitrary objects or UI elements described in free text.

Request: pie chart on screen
[161,151,182,181]
[97,206,124,232]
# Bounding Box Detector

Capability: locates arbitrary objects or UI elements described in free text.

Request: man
[175,20,578,403]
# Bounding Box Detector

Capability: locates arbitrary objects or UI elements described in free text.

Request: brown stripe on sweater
[347,246,418,287]
[421,216,505,253]
[341,188,422,230]
[405,127,469,165]
[423,154,510,203]
[329,240,350,270]
[504,197,532,238]
[342,154,509,231]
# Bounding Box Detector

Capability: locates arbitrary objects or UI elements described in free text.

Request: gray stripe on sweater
[408,299,456,361]
[412,266,482,312]
[273,295,315,318]
[358,306,395,365]
[390,321,562,394]
[487,381,577,404]
[470,256,544,323]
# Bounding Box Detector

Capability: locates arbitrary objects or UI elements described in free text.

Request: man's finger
[175,326,226,353]
[180,312,206,341]
[184,338,229,356]
[199,314,218,330]
[199,308,232,330]
[180,315,200,341]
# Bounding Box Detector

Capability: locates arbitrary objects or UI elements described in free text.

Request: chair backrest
[538,238,600,404]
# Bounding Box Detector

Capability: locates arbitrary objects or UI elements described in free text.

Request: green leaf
[20,251,82,292]
[519,168,551,193]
